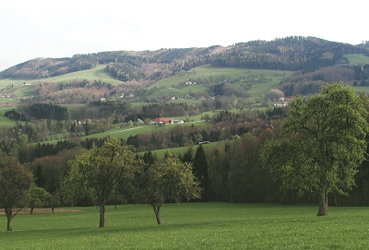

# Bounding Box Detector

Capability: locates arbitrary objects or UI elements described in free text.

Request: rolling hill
[0,36,368,106]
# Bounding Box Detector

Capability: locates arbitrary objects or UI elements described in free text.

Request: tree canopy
[134,155,201,224]
[64,137,134,227]
[261,83,368,216]
[0,155,33,231]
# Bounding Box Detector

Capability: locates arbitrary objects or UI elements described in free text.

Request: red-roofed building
[151,118,172,125]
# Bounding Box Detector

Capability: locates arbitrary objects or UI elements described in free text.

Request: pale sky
[0,0,367,71]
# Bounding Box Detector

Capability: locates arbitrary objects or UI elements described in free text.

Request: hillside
[1,36,369,105]
[2,37,368,82]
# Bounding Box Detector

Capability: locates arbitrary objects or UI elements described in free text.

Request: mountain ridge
[2,36,368,83]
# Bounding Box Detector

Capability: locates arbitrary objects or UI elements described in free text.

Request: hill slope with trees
[2,36,368,84]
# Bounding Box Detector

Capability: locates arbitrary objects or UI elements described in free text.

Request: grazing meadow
[344,54,369,65]
[1,203,368,250]
[147,65,293,100]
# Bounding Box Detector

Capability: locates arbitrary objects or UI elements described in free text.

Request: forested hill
[1,36,368,82]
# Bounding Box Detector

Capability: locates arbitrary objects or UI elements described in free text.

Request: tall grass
[1,203,369,249]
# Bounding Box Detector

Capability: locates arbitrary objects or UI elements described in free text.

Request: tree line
[0,138,200,231]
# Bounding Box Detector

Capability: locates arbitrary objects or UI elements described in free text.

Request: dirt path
[0,208,85,215]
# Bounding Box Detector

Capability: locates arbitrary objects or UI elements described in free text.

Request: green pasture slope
[137,141,223,160]
[0,65,123,88]
[0,65,123,105]
[1,203,369,249]
[344,54,369,65]
[82,121,209,141]
[0,107,18,127]
[148,65,293,99]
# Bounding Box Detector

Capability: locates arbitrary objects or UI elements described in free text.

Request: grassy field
[136,141,223,159]
[148,65,293,100]
[344,54,369,65]
[1,203,369,249]
[73,120,208,144]
[0,65,123,88]
[0,65,124,105]
[0,107,19,127]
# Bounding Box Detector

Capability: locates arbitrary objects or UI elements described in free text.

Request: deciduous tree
[65,137,134,227]
[261,83,368,216]
[28,185,49,214]
[0,155,33,231]
[134,155,201,225]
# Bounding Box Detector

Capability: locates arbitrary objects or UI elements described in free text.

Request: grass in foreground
[1,203,368,249]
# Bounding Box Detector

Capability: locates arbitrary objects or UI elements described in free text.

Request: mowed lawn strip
[1,203,368,249]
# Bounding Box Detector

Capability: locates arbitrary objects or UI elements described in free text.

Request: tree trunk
[317,185,328,216]
[153,204,162,225]
[99,204,105,227]
[30,207,34,215]
[5,208,12,231]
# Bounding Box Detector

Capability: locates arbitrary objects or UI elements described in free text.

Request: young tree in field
[0,155,33,231]
[28,185,49,214]
[134,155,201,225]
[44,192,61,214]
[261,83,368,216]
[65,137,134,227]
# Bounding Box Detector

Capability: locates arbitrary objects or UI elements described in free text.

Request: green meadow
[0,65,123,89]
[0,107,19,127]
[148,65,293,99]
[69,121,208,144]
[344,54,369,65]
[136,141,222,159]
[1,203,369,249]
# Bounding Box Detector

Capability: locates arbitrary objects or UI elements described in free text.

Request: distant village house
[274,101,289,107]
[151,118,184,125]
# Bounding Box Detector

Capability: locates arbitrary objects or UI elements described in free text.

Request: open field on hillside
[81,120,209,141]
[136,140,223,159]
[0,107,20,127]
[0,65,123,87]
[1,203,369,249]
[46,65,123,85]
[344,54,369,65]
[148,65,293,99]
[0,65,124,105]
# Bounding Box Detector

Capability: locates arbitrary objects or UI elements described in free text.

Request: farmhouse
[151,118,184,125]
[274,101,289,107]
[151,118,172,125]
[171,120,184,124]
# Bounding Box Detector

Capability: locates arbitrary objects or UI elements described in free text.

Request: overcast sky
[0,0,367,71]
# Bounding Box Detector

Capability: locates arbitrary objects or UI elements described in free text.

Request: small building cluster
[273,96,294,107]
[185,81,197,85]
[151,118,184,125]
